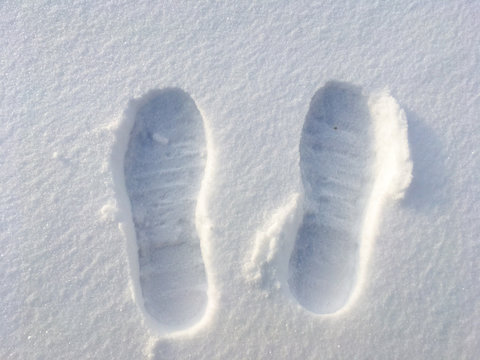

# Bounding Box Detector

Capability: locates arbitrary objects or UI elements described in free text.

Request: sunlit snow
[2,1,479,359]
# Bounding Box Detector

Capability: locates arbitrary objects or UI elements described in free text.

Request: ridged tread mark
[288,81,375,314]
[124,88,208,330]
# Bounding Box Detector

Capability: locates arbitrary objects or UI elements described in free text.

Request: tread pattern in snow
[124,88,208,330]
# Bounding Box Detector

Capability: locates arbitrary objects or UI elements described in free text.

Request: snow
[2,1,479,359]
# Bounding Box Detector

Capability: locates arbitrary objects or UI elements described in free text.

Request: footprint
[124,88,208,330]
[287,81,411,314]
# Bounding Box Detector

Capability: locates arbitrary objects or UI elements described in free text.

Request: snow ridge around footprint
[123,88,209,332]
[245,81,411,316]
[287,81,412,314]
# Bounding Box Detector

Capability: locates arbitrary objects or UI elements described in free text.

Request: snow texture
[2,1,479,359]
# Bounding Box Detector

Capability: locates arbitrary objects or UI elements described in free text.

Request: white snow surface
[2,1,479,359]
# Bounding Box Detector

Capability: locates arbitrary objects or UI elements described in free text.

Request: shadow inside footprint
[124,88,208,331]
[288,81,375,314]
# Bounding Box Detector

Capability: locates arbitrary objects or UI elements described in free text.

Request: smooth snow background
[2,1,479,359]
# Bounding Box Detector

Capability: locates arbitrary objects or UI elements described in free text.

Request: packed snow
[2,1,479,359]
